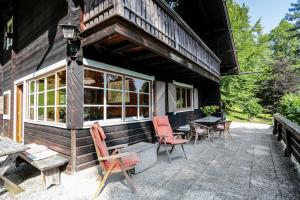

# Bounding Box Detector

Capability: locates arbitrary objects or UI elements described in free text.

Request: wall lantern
[59,24,79,40]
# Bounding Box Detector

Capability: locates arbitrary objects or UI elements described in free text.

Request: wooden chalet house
[0,0,238,173]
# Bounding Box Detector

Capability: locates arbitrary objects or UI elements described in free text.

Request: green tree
[279,93,300,124]
[221,0,271,118]
[259,20,300,112]
[286,0,300,38]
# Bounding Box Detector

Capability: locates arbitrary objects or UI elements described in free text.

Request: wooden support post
[285,130,292,157]
[277,124,282,141]
[70,129,77,174]
[273,119,277,135]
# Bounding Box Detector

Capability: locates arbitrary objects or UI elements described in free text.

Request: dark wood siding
[168,109,202,130]
[14,0,68,80]
[24,123,71,165]
[75,121,154,171]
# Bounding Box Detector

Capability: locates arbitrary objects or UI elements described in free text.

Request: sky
[235,0,295,33]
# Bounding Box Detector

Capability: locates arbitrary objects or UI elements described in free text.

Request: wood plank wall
[24,123,72,167]
[14,0,68,80]
[75,121,154,171]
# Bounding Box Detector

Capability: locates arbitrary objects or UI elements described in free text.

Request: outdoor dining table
[175,125,191,139]
[0,137,29,194]
[193,116,222,142]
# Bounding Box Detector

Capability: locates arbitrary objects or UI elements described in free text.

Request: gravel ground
[1,122,300,200]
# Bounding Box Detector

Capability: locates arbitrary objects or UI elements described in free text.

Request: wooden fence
[273,113,300,163]
[83,0,221,75]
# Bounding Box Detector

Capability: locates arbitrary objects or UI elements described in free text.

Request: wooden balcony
[82,0,221,81]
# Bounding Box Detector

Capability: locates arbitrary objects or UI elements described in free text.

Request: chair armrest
[107,144,128,150]
[98,152,132,161]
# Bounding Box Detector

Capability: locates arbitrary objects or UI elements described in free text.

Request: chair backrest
[224,121,232,132]
[189,122,207,136]
[90,122,110,169]
[153,116,174,143]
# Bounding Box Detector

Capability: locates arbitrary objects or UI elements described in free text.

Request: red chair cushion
[106,154,139,170]
[216,124,225,130]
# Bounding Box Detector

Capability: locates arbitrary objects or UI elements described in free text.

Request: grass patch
[226,110,273,125]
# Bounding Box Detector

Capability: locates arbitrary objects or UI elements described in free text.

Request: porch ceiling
[81,20,220,84]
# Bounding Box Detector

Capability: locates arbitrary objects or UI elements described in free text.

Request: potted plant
[200,105,219,117]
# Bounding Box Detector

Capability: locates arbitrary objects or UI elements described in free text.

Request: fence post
[285,129,292,157]
[277,123,282,141]
[273,119,277,135]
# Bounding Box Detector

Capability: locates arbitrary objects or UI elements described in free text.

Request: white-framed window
[83,67,151,124]
[174,81,193,111]
[26,69,66,124]
[3,90,11,119]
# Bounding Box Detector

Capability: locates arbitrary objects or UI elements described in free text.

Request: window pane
[38,93,44,106]
[107,90,122,105]
[57,70,66,88]
[140,107,150,118]
[38,79,45,92]
[187,89,191,108]
[30,81,35,93]
[38,107,45,121]
[47,91,55,106]
[125,107,137,118]
[57,107,66,123]
[30,94,35,107]
[30,108,35,120]
[84,107,104,121]
[181,88,186,108]
[107,107,122,119]
[4,94,9,115]
[176,88,181,109]
[46,107,55,122]
[125,92,138,105]
[140,80,149,93]
[107,74,122,90]
[47,75,55,90]
[84,70,104,88]
[125,77,138,92]
[57,88,66,105]
[139,94,149,105]
[84,88,104,105]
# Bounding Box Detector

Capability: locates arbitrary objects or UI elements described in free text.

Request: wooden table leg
[0,153,24,195]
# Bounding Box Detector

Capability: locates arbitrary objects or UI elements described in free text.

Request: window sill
[83,119,152,129]
[24,120,67,129]
[174,108,195,114]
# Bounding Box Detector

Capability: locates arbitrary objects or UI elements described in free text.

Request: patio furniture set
[90,116,232,197]
[0,115,231,197]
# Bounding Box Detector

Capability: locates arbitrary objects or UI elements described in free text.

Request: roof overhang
[173,0,239,75]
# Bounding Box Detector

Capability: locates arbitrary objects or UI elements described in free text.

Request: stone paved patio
[1,122,300,200]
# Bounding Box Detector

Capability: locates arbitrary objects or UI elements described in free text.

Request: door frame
[13,82,26,144]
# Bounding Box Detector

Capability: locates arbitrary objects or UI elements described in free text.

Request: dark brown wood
[274,114,300,163]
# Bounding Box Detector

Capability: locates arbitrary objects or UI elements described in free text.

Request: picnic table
[193,116,222,142]
[0,137,29,194]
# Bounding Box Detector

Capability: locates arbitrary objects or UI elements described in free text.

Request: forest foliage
[222,0,300,124]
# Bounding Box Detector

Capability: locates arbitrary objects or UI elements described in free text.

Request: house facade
[0,0,238,173]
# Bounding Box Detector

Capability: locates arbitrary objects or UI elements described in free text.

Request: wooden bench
[17,144,68,189]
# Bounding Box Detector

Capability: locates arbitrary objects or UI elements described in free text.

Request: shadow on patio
[1,122,300,200]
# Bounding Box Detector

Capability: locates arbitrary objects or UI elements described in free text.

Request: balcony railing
[83,0,221,75]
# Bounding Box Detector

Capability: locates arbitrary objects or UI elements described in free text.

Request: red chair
[153,116,189,162]
[90,122,139,197]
